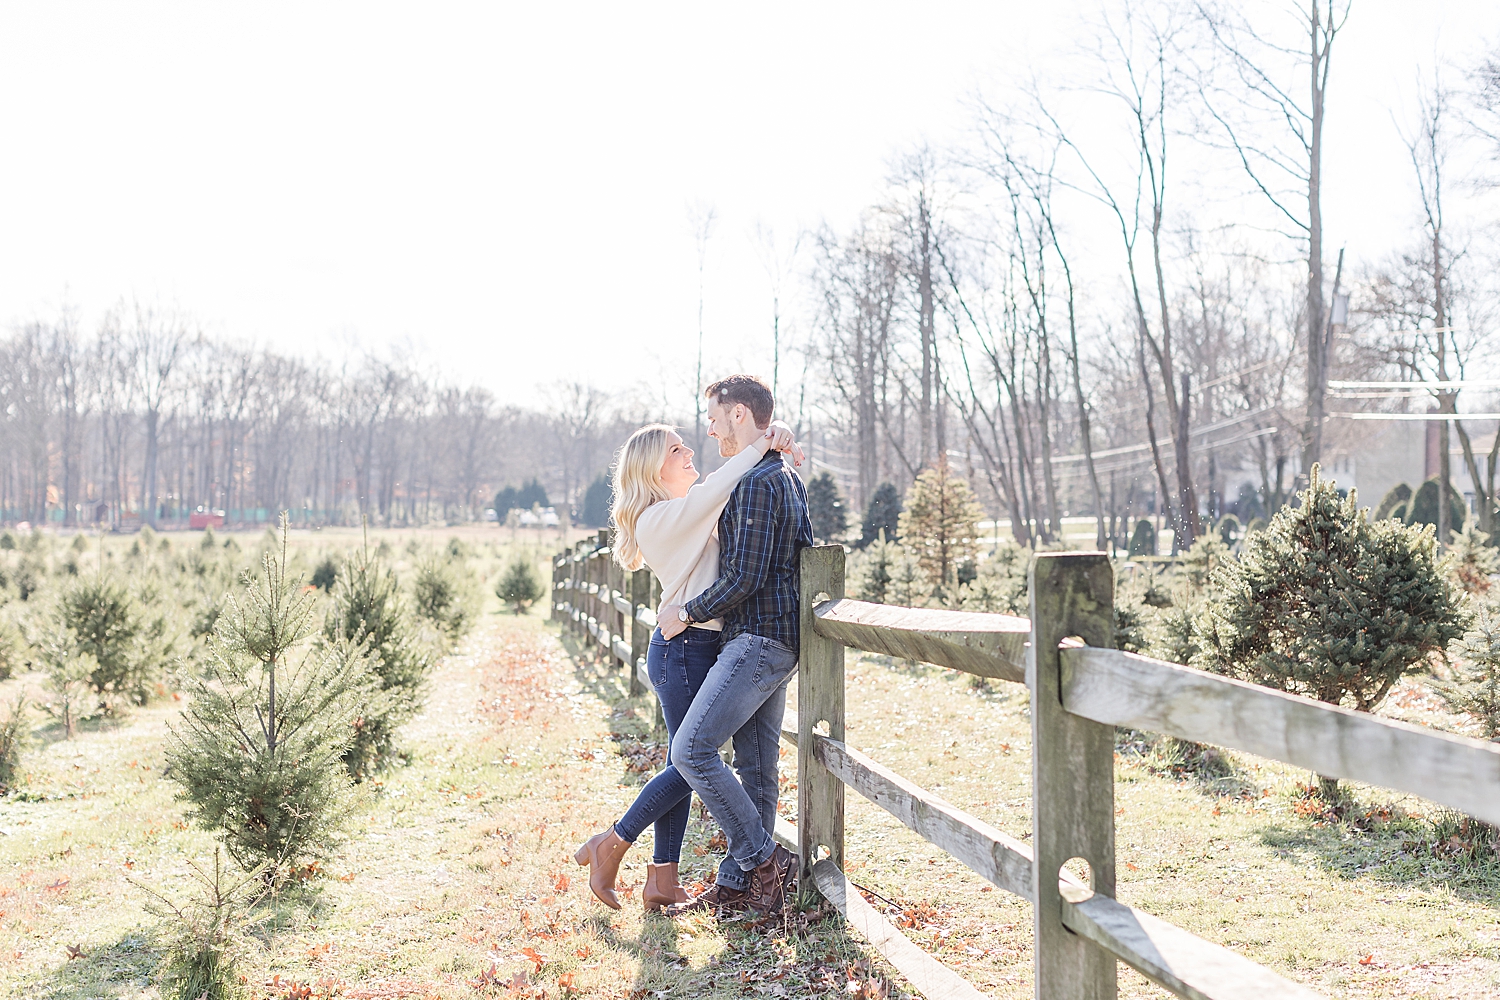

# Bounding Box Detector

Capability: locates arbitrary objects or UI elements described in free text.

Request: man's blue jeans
[671,632,798,890]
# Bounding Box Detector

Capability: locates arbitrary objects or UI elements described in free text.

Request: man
[657,374,813,917]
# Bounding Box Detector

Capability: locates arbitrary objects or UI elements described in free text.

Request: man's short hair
[704,374,774,428]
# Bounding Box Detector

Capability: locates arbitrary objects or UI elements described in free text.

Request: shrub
[848,530,896,604]
[497,556,544,615]
[1406,476,1466,536]
[38,648,97,739]
[49,575,152,705]
[1442,604,1500,740]
[859,482,903,548]
[169,523,370,869]
[0,694,26,791]
[958,545,1029,615]
[1443,522,1500,596]
[1198,466,1466,797]
[310,556,339,592]
[1375,482,1413,521]
[1216,514,1241,546]
[0,531,13,550]
[326,544,432,780]
[897,462,984,595]
[1127,519,1156,557]
[136,849,271,1000]
[582,475,612,528]
[412,554,477,642]
[807,472,848,544]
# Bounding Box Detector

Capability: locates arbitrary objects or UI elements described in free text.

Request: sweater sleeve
[634,442,767,562]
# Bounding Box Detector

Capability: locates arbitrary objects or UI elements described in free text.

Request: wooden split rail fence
[556,538,1500,1000]
[553,529,658,698]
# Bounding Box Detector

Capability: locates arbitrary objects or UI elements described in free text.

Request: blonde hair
[610,424,674,571]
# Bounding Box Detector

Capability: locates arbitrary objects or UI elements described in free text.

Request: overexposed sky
[0,1,1496,413]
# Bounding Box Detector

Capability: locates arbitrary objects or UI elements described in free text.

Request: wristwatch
[678,606,693,625]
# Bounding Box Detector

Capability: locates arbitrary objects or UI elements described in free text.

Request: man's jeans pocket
[750,637,798,693]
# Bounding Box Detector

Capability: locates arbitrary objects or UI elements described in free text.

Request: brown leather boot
[743,844,797,915]
[664,881,750,918]
[573,827,631,910]
[642,862,690,912]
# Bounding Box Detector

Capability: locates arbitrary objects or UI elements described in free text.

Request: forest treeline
[9,4,1500,546]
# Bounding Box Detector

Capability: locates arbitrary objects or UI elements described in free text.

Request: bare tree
[1199,0,1350,472]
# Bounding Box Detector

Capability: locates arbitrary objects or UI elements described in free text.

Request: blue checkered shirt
[683,450,813,651]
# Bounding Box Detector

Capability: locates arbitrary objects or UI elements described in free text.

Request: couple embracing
[573,374,813,919]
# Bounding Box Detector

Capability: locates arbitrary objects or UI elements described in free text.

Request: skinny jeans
[613,627,716,864]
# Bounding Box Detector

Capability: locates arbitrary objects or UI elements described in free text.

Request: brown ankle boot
[642,862,690,911]
[573,827,631,910]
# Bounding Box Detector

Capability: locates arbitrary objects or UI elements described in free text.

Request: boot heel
[574,845,590,866]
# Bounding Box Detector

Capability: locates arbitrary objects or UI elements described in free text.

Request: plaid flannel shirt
[683,450,813,651]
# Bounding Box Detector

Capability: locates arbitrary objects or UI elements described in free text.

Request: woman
[573,419,800,911]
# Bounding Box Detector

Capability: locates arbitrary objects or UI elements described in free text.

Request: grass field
[0,530,1496,999]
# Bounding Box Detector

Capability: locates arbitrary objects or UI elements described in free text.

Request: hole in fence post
[814,719,831,737]
[812,590,831,604]
[1061,856,1094,894]
[815,844,831,862]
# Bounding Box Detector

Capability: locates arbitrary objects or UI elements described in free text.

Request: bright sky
[1,1,1497,413]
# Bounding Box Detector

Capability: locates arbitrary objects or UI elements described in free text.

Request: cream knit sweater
[634,441,770,631]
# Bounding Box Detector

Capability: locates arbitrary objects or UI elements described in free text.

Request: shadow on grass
[1258,807,1500,910]
[26,929,161,1000]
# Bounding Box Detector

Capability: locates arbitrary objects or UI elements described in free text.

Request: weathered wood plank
[611,638,632,665]
[812,599,1028,683]
[1029,553,1116,1000]
[799,545,847,881]
[1060,646,1500,827]
[811,735,1033,901]
[635,606,658,629]
[809,858,992,1000]
[1061,887,1324,1000]
[613,594,633,616]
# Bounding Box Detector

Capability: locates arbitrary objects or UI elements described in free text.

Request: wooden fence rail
[555,540,1500,1000]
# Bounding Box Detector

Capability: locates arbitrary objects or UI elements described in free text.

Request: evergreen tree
[168,520,373,869]
[807,472,848,543]
[1198,466,1466,797]
[47,575,150,705]
[325,542,434,781]
[1375,482,1413,521]
[897,462,984,593]
[1442,605,1500,740]
[581,475,612,528]
[516,478,550,509]
[1406,476,1465,536]
[853,529,897,603]
[497,555,544,614]
[493,486,519,521]
[1443,522,1500,596]
[1127,519,1157,557]
[412,553,478,644]
[859,482,902,548]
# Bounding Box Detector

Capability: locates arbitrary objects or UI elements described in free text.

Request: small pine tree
[497,556,544,614]
[1215,514,1241,547]
[326,543,433,781]
[136,849,272,1000]
[0,694,26,790]
[1443,521,1500,596]
[412,554,478,643]
[897,462,984,594]
[1127,519,1157,557]
[859,482,902,548]
[1442,605,1500,740]
[48,575,151,705]
[581,476,612,528]
[494,486,520,522]
[958,545,1030,615]
[853,529,897,604]
[889,550,929,609]
[1198,466,1466,797]
[807,472,848,543]
[168,520,372,869]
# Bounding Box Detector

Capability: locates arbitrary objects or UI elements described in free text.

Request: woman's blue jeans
[613,627,717,864]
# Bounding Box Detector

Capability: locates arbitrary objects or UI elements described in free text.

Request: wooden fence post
[1028,552,1116,1000]
[798,544,846,881]
[629,567,651,698]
